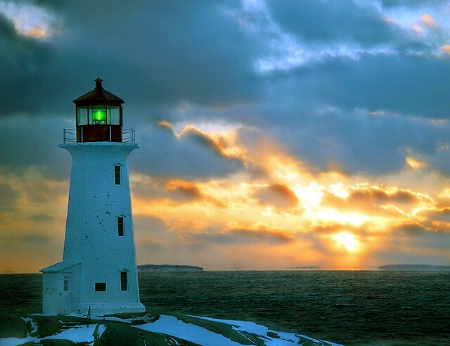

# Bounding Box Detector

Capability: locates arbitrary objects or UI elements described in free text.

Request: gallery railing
[63,128,135,144]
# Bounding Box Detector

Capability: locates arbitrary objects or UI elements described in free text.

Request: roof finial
[95,76,103,89]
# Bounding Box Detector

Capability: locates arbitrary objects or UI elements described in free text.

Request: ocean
[1,270,449,345]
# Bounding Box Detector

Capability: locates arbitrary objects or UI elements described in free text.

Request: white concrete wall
[42,272,59,315]
[56,142,144,315]
[42,263,81,315]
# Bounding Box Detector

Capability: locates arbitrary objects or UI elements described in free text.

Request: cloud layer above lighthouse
[1,0,450,272]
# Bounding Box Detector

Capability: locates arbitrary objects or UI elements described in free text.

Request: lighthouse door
[60,273,74,314]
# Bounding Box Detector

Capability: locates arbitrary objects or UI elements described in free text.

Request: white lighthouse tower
[41,78,145,315]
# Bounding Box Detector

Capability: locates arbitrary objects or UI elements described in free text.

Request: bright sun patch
[332,232,359,252]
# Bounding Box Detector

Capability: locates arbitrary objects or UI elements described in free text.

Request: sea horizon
[3,263,450,275]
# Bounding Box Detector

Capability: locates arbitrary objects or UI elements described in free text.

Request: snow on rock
[135,314,343,346]
[0,314,342,346]
[21,317,38,335]
[135,315,244,346]
[0,323,106,346]
[44,324,106,343]
[0,336,36,346]
[193,316,342,346]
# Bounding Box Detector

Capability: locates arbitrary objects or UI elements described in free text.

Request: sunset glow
[1,0,450,273]
[332,232,359,252]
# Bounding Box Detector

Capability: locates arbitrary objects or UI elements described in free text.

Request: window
[118,217,124,236]
[121,271,128,291]
[95,282,106,291]
[63,275,69,291]
[114,166,121,185]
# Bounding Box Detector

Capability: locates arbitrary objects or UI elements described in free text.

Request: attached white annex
[40,78,145,315]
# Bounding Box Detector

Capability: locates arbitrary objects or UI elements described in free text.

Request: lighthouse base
[41,261,145,316]
[75,302,146,317]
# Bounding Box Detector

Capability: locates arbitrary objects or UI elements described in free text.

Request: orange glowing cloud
[1,2,54,40]
[175,123,248,163]
[322,184,434,215]
[4,115,448,273]
[384,17,396,24]
[440,45,450,54]
[253,183,299,209]
[27,25,50,38]
[157,120,174,131]
[165,180,204,202]
[132,119,450,269]
[406,156,426,170]
[420,13,436,28]
[411,24,423,34]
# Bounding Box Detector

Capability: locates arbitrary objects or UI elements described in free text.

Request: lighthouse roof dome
[73,77,124,106]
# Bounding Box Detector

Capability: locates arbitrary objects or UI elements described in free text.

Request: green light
[93,110,106,122]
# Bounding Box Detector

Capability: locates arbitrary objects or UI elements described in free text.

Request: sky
[1,0,450,273]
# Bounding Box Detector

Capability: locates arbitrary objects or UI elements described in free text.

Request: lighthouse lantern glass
[90,106,106,124]
[77,105,121,125]
[77,106,88,125]
[93,110,106,123]
[107,106,121,125]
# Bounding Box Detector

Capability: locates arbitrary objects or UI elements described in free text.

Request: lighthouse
[40,78,145,315]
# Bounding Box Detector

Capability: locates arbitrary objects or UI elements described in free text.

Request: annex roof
[40,261,81,273]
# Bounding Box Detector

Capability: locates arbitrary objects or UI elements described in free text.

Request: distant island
[138,264,203,272]
[379,264,450,271]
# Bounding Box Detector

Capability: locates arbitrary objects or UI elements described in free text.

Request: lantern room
[73,77,124,142]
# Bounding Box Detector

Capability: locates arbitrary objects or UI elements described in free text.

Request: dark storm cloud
[0,13,52,116]
[265,102,446,175]
[263,54,450,128]
[62,0,259,112]
[379,0,449,9]
[1,0,262,118]
[9,0,63,9]
[300,56,450,119]
[0,116,71,179]
[3,0,450,181]
[267,0,394,45]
